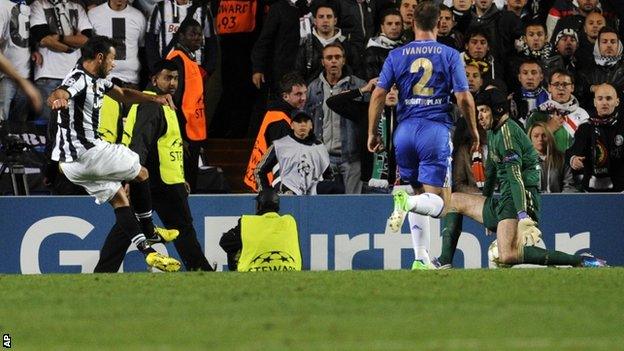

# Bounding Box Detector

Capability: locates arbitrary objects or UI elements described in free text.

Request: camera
[1,132,30,159]
[0,122,44,196]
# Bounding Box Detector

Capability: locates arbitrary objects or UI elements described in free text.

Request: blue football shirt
[377,40,469,126]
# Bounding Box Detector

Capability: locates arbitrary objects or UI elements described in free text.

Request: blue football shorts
[393,117,452,188]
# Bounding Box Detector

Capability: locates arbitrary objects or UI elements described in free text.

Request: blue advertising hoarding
[0,194,622,273]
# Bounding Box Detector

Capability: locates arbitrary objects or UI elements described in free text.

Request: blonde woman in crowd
[527,121,576,192]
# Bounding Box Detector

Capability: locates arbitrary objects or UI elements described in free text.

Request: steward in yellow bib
[95,60,214,272]
[219,188,302,271]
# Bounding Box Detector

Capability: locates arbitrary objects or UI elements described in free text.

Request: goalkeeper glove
[517,211,541,246]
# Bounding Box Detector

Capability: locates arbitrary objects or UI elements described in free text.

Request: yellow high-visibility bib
[237,212,302,272]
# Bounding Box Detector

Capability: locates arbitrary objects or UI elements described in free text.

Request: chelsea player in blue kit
[368,1,479,269]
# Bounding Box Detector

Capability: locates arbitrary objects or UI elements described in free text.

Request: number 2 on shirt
[410,58,433,96]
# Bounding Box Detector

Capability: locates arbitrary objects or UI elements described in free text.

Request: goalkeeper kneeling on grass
[437,88,607,268]
[219,189,302,272]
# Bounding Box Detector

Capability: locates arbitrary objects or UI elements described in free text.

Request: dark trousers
[209,34,257,138]
[185,141,201,193]
[94,183,212,272]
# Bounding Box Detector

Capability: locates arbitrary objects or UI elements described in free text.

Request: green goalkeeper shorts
[482,187,540,232]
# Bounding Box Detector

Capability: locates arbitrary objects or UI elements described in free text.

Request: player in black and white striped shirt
[48,35,181,272]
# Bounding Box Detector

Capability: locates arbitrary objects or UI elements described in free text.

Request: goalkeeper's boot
[580,253,608,268]
[147,227,179,244]
[146,252,181,272]
[389,190,410,232]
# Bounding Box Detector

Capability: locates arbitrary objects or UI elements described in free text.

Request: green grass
[1,269,623,351]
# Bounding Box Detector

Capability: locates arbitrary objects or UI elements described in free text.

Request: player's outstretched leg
[578,253,609,267]
[495,220,608,268]
[388,190,444,232]
[521,246,608,267]
[434,193,485,268]
[114,206,181,272]
[130,180,179,243]
[111,186,181,272]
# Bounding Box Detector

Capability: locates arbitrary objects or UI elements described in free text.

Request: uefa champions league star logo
[247,251,297,271]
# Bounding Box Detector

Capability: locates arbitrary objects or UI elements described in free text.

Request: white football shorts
[60,140,141,204]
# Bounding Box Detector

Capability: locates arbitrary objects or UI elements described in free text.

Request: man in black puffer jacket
[295,0,359,83]
[567,83,624,192]
[335,0,378,68]
[364,8,402,80]
[469,0,522,75]
[251,0,311,94]
[577,27,624,107]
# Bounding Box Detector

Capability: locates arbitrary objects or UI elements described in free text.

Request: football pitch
[1,269,623,350]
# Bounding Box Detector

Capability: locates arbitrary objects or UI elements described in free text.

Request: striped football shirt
[50,65,115,162]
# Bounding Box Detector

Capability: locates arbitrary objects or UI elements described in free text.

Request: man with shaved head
[567,83,624,192]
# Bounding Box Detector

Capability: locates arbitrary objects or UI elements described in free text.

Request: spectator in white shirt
[29,0,93,123]
[88,0,146,88]
[0,0,32,121]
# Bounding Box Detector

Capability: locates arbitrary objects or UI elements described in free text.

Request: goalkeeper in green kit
[435,88,607,268]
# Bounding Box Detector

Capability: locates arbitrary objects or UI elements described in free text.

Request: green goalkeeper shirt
[483,117,541,213]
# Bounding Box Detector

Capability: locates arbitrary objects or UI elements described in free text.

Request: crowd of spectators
[0,0,623,194]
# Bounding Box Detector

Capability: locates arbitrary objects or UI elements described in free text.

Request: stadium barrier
[0,194,622,273]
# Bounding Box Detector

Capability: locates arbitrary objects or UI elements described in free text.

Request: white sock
[408,212,431,264]
[406,193,444,217]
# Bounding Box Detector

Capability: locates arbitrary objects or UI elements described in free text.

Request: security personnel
[216,0,257,35]
[166,18,207,193]
[97,95,123,143]
[244,72,308,191]
[219,188,302,272]
[94,60,213,272]
[97,79,139,144]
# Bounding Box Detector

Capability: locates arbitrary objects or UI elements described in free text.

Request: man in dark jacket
[335,0,377,58]
[542,27,580,76]
[509,59,549,128]
[451,0,472,34]
[437,4,464,51]
[469,0,522,74]
[250,0,310,94]
[364,8,402,80]
[295,1,359,82]
[508,20,553,92]
[399,0,417,42]
[461,29,506,87]
[505,0,533,28]
[577,27,624,107]
[547,0,603,39]
[576,11,607,69]
[568,82,624,192]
